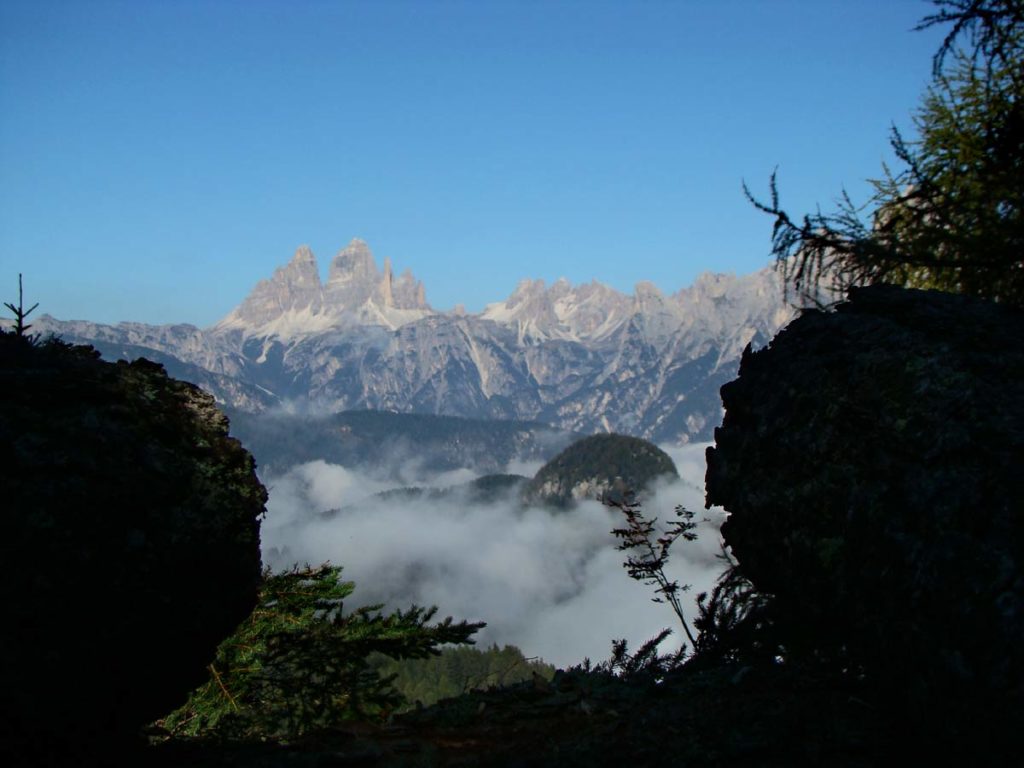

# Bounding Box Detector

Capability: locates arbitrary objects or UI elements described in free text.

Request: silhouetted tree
[3,273,39,338]
[747,0,1024,306]
[582,501,698,679]
[612,502,698,649]
[161,564,484,740]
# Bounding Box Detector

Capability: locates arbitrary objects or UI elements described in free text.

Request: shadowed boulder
[706,284,1024,735]
[0,334,266,762]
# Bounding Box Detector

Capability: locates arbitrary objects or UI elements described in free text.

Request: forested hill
[523,433,679,507]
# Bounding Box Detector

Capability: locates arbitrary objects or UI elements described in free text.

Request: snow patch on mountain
[32,240,796,444]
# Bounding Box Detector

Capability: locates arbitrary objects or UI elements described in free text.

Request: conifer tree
[161,564,484,740]
[748,0,1023,306]
[3,273,39,338]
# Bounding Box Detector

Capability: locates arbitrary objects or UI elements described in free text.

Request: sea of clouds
[260,443,728,669]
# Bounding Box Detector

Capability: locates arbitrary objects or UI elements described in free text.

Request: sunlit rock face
[215,239,433,337]
[0,333,265,759]
[706,284,1024,735]
[31,240,794,445]
[227,244,325,327]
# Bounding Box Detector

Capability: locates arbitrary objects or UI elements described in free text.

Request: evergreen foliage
[160,565,484,741]
[577,630,687,681]
[747,0,1024,306]
[3,273,39,338]
[692,564,775,666]
[368,645,555,710]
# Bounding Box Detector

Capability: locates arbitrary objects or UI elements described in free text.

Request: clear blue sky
[1,0,947,326]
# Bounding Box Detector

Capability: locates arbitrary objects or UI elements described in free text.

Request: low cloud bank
[261,443,727,669]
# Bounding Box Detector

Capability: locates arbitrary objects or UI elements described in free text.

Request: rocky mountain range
[30,238,794,444]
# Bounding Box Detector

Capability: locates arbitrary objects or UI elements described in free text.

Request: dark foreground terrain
[143,660,980,768]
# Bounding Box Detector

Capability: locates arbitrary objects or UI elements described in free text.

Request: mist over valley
[22,241,779,667]
[259,438,727,669]
[4,0,1018,760]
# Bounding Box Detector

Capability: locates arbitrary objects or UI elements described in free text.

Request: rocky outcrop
[215,239,432,336]
[230,245,324,326]
[0,333,266,761]
[705,285,1024,736]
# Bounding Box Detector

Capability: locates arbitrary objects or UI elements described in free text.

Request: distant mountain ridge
[224,409,576,475]
[31,238,795,444]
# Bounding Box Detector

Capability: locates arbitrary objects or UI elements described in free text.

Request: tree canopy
[160,565,484,740]
[748,0,1024,307]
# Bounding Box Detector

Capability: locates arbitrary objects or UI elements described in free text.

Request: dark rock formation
[706,285,1024,736]
[524,433,678,508]
[0,333,266,761]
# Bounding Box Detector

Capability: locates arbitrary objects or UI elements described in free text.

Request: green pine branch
[159,564,484,740]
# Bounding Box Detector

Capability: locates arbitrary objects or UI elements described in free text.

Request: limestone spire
[381,256,394,307]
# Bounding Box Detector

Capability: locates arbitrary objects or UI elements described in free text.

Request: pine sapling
[4,273,39,338]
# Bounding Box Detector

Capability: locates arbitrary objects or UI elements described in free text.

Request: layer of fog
[261,444,728,669]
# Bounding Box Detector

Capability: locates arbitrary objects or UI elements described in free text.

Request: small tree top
[4,273,39,337]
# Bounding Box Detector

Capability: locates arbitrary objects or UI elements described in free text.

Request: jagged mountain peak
[506,278,546,302]
[632,280,667,305]
[213,246,324,333]
[689,270,734,298]
[215,239,432,337]
[281,246,322,291]
[291,244,317,265]
[328,238,376,284]
[36,245,794,445]
[483,276,632,342]
[214,241,792,357]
